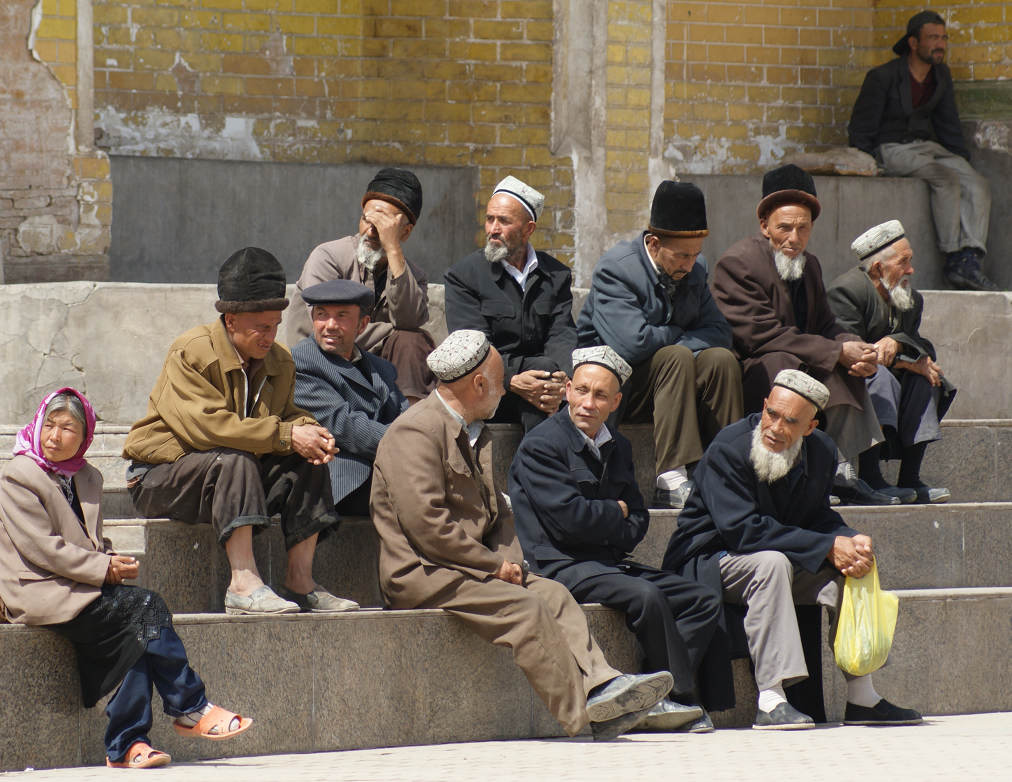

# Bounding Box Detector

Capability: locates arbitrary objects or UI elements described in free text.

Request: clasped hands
[510,369,567,413]
[292,423,339,465]
[105,554,139,584]
[829,533,874,578]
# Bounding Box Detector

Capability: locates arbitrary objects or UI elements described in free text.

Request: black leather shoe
[591,706,653,741]
[876,485,918,504]
[653,483,693,509]
[634,698,703,732]
[833,477,900,506]
[586,672,673,724]
[945,249,998,291]
[752,702,815,730]
[677,710,715,733]
[844,698,922,725]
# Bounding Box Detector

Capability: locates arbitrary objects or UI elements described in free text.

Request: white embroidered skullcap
[427,330,492,382]
[851,220,906,261]
[572,346,633,386]
[492,175,544,222]
[772,369,830,411]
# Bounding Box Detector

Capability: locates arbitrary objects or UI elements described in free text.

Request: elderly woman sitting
[0,388,252,769]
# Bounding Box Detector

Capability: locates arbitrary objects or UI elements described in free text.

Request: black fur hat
[362,167,423,224]
[757,164,821,221]
[215,247,289,314]
[648,181,709,237]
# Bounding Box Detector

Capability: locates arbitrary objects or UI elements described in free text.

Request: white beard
[355,234,385,272]
[887,277,915,311]
[483,240,509,264]
[749,423,804,483]
[774,249,805,281]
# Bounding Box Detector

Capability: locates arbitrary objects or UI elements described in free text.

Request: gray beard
[774,249,805,281]
[483,240,509,264]
[887,278,915,311]
[749,423,804,483]
[355,235,385,272]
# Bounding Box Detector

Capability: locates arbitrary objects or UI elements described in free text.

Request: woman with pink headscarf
[0,388,252,769]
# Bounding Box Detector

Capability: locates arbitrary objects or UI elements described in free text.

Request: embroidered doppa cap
[572,346,633,386]
[648,181,709,237]
[492,175,544,221]
[215,247,289,314]
[772,369,830,412]
[427,330,492,382]
[302,279,375,312]
[362,167,423,224]
[757,164,821,222]
[851,220,906,261]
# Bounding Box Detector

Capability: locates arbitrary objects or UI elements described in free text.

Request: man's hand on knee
[292,424,339,465]
[829,534,874,578]
[493,560,523,585]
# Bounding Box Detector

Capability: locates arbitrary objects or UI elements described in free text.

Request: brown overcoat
[712,234,866,413]
[0,456,110,625]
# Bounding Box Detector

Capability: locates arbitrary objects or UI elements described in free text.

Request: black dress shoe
[844,698,923,725]
[653,483,693,509]
[591,706,653,741]
[634,698,704,732]
[677,710,715,733]
[833,477,900,506]
[586,672,673,724]
[945,249,998,291]
[752,702,815,730]
[876,485,918,504]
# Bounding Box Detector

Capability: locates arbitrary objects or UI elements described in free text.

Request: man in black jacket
[848,11,995,291]
[444,175,576,431]
[509,346,719,732]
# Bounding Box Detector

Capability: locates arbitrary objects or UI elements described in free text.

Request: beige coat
[0,456,111,625]
[123,317,316,464]
[370,393,619,735]
[290,234,430,349]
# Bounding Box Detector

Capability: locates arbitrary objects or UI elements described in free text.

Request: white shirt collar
[501,242,539,291]
[578,421,612,460]
[435,390,484,447]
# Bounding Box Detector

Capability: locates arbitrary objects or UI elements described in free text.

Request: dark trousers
[376,328,436,399]
[105,625,207,762]
[130,449,339,549]
[562,561,722,703]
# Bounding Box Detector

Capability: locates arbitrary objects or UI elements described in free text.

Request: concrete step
[101,503,1012,616]
[2,587,1009,771]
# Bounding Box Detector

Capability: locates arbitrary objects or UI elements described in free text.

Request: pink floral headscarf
[12,387,96,477]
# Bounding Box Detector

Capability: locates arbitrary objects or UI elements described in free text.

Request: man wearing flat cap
[712,164,896,506]
[509,346,721,734]
[444,175,577,432]
[124,247,358,615]
[292,279,409,517]
[848,11,996,291]
[292,167,436,401]
[577,181,742,509]
[371,331,674,740]
[663,370,922,730]
[827,220,955,504]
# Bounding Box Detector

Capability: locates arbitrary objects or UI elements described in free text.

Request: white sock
[176,702,212,727]
[656,467,689,491]
[757,684,787,713]
[846,675,882,708]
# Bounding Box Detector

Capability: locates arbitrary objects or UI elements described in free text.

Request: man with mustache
[828,220,955,504]
[577,181,742,508]
[292,168,436,402]
[848,11,995,291]
[444,176,576,432]
[662,370,922,729]
[712,164,900,506]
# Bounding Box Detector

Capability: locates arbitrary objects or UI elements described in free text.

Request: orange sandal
[105,741,172,769]
[173,704,253,741]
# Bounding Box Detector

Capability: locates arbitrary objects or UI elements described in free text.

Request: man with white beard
[828,220,955,503]
[662,369,923,729]
[292,168,436,402]
[712,164,898,506]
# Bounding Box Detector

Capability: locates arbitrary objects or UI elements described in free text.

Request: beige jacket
[123,317,316,464]
[0,457,111,625]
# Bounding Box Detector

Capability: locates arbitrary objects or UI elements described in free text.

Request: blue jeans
[104,625,207,762]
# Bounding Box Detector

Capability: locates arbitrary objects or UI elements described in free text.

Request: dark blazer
[443,249,576,385]
[576,234,731,366]
[848,57,969,161]
[508,409,647,582]
[292,337,408,504]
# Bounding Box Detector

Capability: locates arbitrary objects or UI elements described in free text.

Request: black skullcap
[302,279,375,313]
[648,181,708,237]
[215,247,289,314]
[893,10,946,56]
[757,164,821,222]
[362,167,423,224]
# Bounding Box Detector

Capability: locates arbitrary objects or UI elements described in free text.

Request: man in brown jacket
[711,165,900,506]
[370,330,673,740]
[124,247,358,615]
[290,168,436,401]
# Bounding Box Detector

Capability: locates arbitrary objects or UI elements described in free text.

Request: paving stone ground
[2,713,1008,781]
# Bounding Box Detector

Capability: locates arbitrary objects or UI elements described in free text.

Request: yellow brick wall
[32,0,79,107]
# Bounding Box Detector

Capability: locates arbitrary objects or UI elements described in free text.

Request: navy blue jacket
[576,234,731,366]
[508,409,647,582]
[292,338,408,504]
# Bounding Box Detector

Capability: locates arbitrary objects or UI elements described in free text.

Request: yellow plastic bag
[833,561,899,676]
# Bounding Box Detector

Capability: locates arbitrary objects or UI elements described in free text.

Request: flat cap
[572,346,632,386]
[302,279,375,312]
[427,330,492,383]
[773,369,830,412]
[492,175,544,222]
[851,220,906,261]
